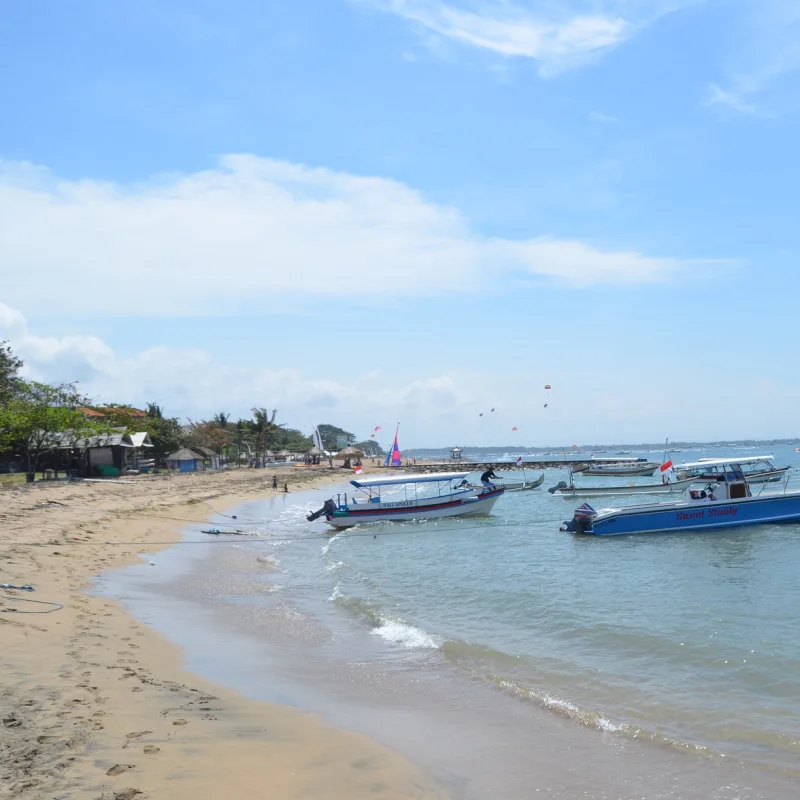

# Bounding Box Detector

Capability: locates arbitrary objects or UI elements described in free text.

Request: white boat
[306,472,504,529]
[549,476,696,498]
[675,455,789,484]
[561,459,800,536]
[580,457,659,477]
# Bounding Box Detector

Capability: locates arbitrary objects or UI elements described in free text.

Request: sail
[389,425,402,466]
[312,427,324,452]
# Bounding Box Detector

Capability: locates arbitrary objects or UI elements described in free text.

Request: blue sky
[2,0,800,446]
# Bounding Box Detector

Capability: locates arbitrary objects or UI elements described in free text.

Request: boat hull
[553,478,695,498]
[327,488,504,528]
[573,492,800,536]
[583,465,658,477]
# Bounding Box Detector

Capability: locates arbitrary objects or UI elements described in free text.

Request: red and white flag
[516,456,523,467]
[660,460,673,473]
[353,465,363,475]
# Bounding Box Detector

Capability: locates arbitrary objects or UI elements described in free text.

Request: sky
[2,0,800,447]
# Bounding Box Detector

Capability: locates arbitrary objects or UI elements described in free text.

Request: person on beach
[480,468,500,488]
[283,483,289,493]
[272,475,278,490]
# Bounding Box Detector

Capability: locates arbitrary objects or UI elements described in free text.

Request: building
[166,448,206,473]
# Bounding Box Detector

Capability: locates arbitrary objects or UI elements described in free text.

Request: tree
[0,381,97,478]
[353,439,385,457]
[0,340,23,404]
[211,412,230,429]
[250,407,282,459]
[184,420,234,455]
[317,424,356,451]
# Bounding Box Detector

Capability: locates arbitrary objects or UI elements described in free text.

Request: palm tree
[250,407,283,461]
[212,412,230,429]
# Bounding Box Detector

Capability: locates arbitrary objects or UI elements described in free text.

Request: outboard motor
[560,503,597,534]
[307,499,336,522]
[549,481,568,495]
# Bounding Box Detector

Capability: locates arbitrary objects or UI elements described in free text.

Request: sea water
[101,444,800,795]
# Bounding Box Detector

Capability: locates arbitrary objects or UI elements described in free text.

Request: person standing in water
[272,475,278,490]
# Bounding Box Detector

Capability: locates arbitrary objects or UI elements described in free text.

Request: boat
[675,455,789,484]
[306,472,504,529]
[498,472,545,492]
[581,457,659,477]
[561,460,800,536]
[549,476,696,498]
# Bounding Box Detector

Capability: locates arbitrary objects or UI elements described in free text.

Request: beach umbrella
[307,445,323,455]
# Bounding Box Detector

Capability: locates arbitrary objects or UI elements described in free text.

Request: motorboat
[580,457,659,477]
[675,455,789,484]
[307,472,504,529]
[561,460,800,536]
[549,476,695,499]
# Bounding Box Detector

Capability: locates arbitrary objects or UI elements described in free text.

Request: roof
[78,406,147,418]
[54,432,134,449]
[351,471,470,488]
[166,448,205,461]
[677,455,774,470]
[77,407,107,418]
[195,446,216,457]
[129,432,154,448]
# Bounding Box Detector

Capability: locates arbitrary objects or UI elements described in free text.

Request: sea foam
[370,618,442,649]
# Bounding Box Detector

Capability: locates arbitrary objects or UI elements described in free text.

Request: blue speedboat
[562,460,800,536]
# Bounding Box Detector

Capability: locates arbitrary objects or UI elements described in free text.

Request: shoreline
[0,467,447,800]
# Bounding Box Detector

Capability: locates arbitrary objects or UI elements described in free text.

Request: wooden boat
[581,457,659,477]
[307,472,504,529]
[549,476,695,498]
[498,472,545,492]
[561,460,800,536]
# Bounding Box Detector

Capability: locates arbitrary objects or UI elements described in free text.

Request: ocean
[99,444,800,798]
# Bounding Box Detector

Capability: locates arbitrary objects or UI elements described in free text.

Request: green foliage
[0,381,98,473]
[0,340,23,405]
[317,424,356,451]
[353,439,385,456]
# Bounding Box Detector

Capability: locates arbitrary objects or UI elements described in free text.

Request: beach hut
[166,448,206,473]
[335,446,364,469]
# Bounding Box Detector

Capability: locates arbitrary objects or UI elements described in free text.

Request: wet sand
[0,467,445,800]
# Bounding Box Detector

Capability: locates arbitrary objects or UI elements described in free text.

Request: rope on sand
[0,594,64,614]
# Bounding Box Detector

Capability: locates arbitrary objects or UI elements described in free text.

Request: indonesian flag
[354,465,363,475]
[660,460,673,473]
[516,457,523,467]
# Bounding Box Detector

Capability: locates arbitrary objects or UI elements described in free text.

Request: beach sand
[0,467,445,800]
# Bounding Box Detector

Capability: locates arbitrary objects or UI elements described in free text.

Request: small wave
[494,678,629,735]
[325,560,346,572]
[370,618,442,650]
[329,582,343,601]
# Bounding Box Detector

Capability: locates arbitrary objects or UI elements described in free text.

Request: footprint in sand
[172,719,188,726]
[125,730,152,739]
[106,764,135,776]
[143,745,160,754]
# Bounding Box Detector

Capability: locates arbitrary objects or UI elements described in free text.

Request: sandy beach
[0,467,446,800]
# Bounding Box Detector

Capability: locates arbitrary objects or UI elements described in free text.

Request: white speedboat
[307,472,504,529]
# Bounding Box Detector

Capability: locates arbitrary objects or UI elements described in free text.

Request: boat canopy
[676,456,774,470]
[351,471,471,488]
[589,456,648,462]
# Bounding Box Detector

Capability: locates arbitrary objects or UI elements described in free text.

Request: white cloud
[3,301,797,446]
[705,1,800,118]
[588,111,619,124]
[361,1,699,75]
[0,155,701,316]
